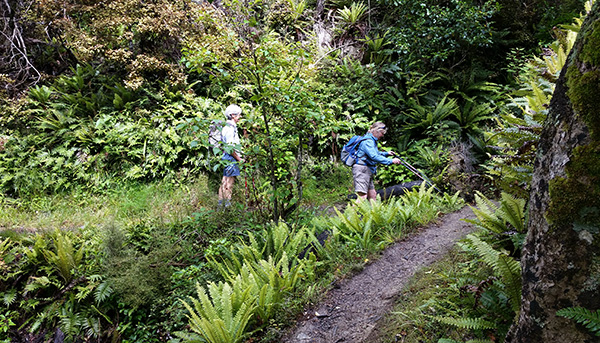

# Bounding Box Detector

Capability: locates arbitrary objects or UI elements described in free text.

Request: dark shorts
[222,154,240,177]
[352,164,374,194]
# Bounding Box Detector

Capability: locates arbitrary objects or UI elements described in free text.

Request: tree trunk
[506,2,600,342]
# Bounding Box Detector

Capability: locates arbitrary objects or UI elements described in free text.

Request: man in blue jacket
[353,122,401,202]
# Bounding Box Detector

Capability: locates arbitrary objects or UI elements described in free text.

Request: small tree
[183,0,333,221]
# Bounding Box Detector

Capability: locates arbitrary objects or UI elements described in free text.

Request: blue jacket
[355,132,393,174]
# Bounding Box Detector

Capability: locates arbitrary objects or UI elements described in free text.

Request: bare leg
[366,188,377,201]
[356,192,368,203]
[219,176,236,202]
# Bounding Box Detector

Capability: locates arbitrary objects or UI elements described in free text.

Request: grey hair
[368,121,387,134]
[224,104,242,120]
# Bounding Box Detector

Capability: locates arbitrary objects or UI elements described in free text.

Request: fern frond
[465,234,521,314]
[465,193,506,234]
[2,289,17,306]
[94,281,113,304]
[497,192,526,233]
[182,281,255,343]
[434,316,495,330]
[494,254,522,312]
[557,307,600,336]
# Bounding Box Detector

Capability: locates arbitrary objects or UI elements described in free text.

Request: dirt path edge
[282,205,478,343]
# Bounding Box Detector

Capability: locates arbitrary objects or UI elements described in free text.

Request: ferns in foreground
[179,281,256,343]
[557,307,600,336]
[463,235,521,314]
[433,234,521,342]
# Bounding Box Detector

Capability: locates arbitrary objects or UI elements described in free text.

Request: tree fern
[557,307,600,336]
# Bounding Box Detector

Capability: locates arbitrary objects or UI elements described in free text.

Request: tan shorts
[352,164,374,194]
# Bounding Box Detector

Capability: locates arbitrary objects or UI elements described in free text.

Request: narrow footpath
[283,205,478,343]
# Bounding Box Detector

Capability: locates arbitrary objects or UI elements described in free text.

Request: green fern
[209,221,315,278]
[181,281,255,343]
[465,191,527,253]
[212,251,302,326]
[42,230,86,284]
[404,95,459,136]
[497,192,526,233]
[464,234,521,313]
[286,0,307,20]
[28,85,53,104]
[438,339,494,343]
[94,281,113,304]
[465,193,506,234]
[557,307,600,336]
[434,316,495,330]
[486,5,590,197]
[336,2,368,26]
[364,31,392,64]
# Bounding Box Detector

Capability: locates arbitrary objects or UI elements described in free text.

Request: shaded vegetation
[0,0,594,341]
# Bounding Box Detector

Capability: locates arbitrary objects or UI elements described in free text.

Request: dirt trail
[283,205,478,343]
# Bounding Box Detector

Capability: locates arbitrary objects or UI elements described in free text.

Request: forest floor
[282,205,478,343]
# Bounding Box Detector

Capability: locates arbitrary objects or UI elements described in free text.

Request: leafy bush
[379,0,498,69]
[0,67,224,197]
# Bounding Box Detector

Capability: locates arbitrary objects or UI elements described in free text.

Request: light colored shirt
[221,120,242,158]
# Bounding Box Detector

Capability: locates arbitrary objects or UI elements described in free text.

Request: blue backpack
[340,135,368,167]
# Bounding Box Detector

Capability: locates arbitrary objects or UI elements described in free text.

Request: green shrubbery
[0,181,462,342]
[1,0,593,341]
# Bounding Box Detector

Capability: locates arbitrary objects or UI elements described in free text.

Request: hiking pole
[391,152,442,193]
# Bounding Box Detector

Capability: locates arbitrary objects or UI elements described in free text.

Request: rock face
[506,3,600,342]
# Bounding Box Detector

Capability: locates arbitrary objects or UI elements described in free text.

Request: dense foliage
[0,0,591,341]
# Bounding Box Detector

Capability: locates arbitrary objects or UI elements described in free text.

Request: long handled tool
[392,152,442,193]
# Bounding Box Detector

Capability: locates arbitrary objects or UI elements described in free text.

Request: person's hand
[392,158,401,165]
[388,151,397,156]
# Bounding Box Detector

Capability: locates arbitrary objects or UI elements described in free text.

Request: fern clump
[464,191,527,254]
[431,233,522,342]
[179,280,256,343]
